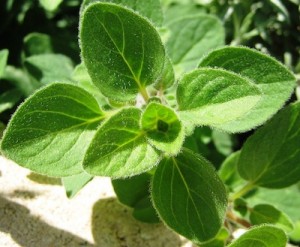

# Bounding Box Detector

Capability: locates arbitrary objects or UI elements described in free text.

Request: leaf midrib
[248,110,300,185]
[4,115,104,150]
[92,132,145,164]
[171,157,206,237]
[92,10,145,93]
[180,95,260,114]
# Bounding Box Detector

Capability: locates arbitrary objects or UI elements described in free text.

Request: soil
[0,156,192,247]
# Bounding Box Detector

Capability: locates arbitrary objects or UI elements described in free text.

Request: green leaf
[245,185,300,241]
[228,225,287,247]
[112,173,151,207]
[250,204,294,233]
[112,173,159,223]
[2,66,38,97]
[132,196,160,223]
[1,83,105,177]
[218,151,245,190]
[290,221,300,242]
[141,102,184,155]
[83,107,161,178]
[151,148,227,244]
[164,4,207,26]
[0,49,9,78]
[62,172,93,198]
[177,68,262,131]
[199,47,296,132]
[201,228,230,247]
[154,56,175,90]
[166,14,224,73]
[238,102,300,188]
[24,54,74,85]
[72,63,109,108]
[81,0,163,26]
[245,184,300,224]
[23,32,53,56]
[0,89,22,113]
[80,3,165,101]
[233,198,248,217]
[39,0,63,11]
[212,130,234,156]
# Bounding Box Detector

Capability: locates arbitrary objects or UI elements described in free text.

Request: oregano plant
[1,1,299,246]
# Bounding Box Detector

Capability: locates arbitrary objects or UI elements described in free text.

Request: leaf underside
[199,46,296,132]
[177,68,262,132]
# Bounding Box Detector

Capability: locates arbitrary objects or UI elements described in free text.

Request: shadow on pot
[0,196,94,247]
[91,197,188,247]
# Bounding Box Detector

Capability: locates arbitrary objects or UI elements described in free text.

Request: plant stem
[226,211,251,228]
[230,182,255,201]
[139,86,150,102]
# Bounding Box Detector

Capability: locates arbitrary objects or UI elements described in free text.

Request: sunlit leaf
[1,83,104,177]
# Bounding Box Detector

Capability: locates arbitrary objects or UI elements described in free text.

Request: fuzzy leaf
[199,47,296,132]
[177,68,262,131]
[80,3,165,101]
[166,14,224,73]
[151,148,227,244]
[62,172,93,198]
[24,54,74,85]
[238,102,300,188]
[141,102,184,155]
[250,204,294,233]
[1,83,104,177]
[83,107,160,178]
[228,225,287,247]
[81,0,163,26]
[0,49,9,77]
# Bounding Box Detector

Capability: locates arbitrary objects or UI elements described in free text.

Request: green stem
[139,86,150,102]
[230,182,255,201]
